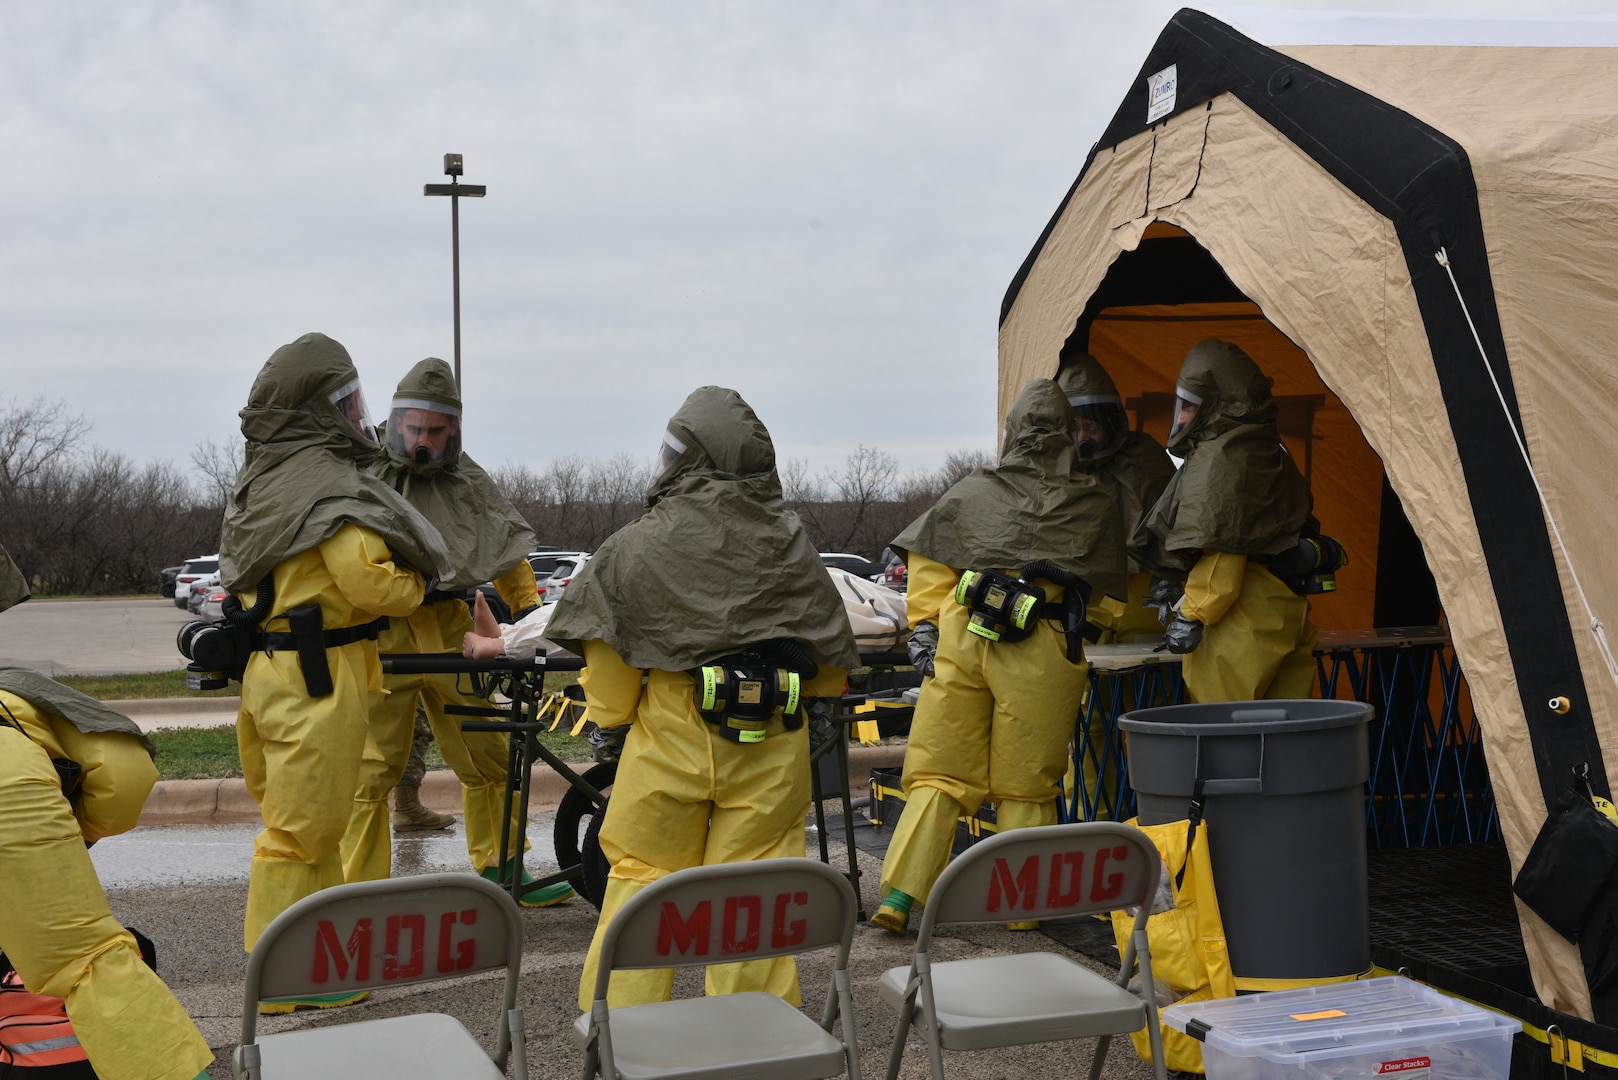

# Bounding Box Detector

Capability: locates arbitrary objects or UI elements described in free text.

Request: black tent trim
[1002,7,1607,806]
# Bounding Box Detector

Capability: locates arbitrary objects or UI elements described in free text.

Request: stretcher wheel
[580,810,611,909]
[554,762,615,908]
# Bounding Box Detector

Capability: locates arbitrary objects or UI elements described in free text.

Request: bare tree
[0,396,89,503]
[938,449,993,489]
[190,437,245,507]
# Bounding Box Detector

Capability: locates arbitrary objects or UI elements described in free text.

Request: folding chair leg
[1088,1033,1113,1080]
[836,974,862,1080]
[885,993,917,1080]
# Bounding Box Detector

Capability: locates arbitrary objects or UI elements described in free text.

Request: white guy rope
[1435,247,1618,691]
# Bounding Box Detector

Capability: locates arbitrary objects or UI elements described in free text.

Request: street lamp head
[444,153,463,177]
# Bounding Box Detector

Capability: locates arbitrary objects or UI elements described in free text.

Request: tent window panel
[1147,106,1211,211]
[1104,131,1156,230]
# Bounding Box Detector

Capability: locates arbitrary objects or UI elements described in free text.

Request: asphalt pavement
[0,595,196,674]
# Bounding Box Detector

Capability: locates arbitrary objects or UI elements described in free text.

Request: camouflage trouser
[398,701,434,789]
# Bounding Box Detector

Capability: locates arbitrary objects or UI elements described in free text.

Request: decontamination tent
[998,7,1618,1028]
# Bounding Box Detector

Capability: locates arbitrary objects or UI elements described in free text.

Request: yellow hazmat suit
[544,386,860,1011]
[1131,340,1319,704]
[873,379,1126,932]
[0,695,213,1080]
[341,559,540,885]
[220,333,452,964]
[574,640,848,1008]
[338,356,555,899]
[878,552,1092,910]
[238,525,424,949]
[1179,551,1318,701]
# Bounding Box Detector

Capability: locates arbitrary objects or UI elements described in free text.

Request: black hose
[223,577,274,628]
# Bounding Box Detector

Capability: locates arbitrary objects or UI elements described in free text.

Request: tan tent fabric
[999,37,1618,1018]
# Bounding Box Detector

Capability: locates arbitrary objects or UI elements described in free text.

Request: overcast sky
[4,0,1612,485]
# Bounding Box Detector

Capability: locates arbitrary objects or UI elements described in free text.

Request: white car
[541,554,591,605]
[172,555,220,609]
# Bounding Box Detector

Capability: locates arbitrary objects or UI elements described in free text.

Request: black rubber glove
[806,697,838,754]
[906,620,939,677]
[1157,612,1204,654]
[1142,576,1184,627]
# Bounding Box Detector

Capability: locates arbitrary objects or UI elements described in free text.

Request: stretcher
[379,652,600,907]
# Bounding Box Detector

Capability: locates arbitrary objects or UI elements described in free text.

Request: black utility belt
[420,588,467,605]
[250,606,390,698]
[250,616,389,653]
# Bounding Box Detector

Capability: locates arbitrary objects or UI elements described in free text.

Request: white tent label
[1146,64,1178,123]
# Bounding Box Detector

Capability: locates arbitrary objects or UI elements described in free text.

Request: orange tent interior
[1051,224,1437,634]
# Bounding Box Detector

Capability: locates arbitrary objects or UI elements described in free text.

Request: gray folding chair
[879,821,1168,1080]
[574,857,861,1080]
[233,873,527,1080]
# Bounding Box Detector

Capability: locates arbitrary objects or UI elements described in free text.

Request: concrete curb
[108,696,239,716]
[137,743,908,827]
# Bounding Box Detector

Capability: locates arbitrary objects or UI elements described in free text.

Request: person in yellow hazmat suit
[1056,351,1176,643]
[870,379,1127,934]
[0,544,214,1080]
[545,386,859,1010]
[1055,352,1177,817]
[1131,339,1321,702]
[219,332,454,1011]
[338,357,571,905]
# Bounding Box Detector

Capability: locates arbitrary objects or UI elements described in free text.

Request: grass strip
[146,723,595,781]
[58,670,235,699]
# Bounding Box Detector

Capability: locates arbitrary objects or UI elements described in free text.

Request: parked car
[819,552,884,581]
[877,546,907,592]
[526,549,587,584]
[172,555,220,609]
[542,554,591,605]
[186,572,221,615]
[197,582,231,622]
[160,564,184,599]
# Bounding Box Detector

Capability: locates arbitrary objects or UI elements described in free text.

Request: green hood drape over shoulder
[1057,353,1177,574]
[0,544,28,615]
[892,379,1128,600]
[545,386,858,672]
[0,666,151,753]
[219,333,455,592]
[1132,340,1313,578]
[373,358,534,590]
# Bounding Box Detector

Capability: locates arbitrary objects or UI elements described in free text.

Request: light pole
[424,153,486,391]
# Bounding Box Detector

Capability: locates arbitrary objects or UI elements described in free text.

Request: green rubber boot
[479,864,574,908]
[870,889,914,935]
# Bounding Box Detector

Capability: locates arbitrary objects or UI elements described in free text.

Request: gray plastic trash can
[1119,699,1373,983]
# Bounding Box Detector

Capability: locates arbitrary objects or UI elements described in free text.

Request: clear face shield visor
[657,430,688,478]
[328,377,377,444]
[1067,392,1125,459]
[387,398,463,464]
[1168,384,1203,442]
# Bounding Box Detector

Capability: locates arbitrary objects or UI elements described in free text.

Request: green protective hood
[0,544,29,614]
[1132,340,1312,577]
[218,333,456,593]
[0,666,152,755]
[1166,339,1278,454]
[892,379,1128,601]
[545,386,859,672]
[373,359,534,590]
[1055,352,1128,468]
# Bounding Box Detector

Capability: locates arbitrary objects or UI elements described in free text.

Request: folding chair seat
[878,822,1167,1080]
[233,873,527,1080]
[574,858,861,1080]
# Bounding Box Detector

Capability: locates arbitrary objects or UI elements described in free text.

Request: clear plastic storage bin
[1161,977,1520,1080]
